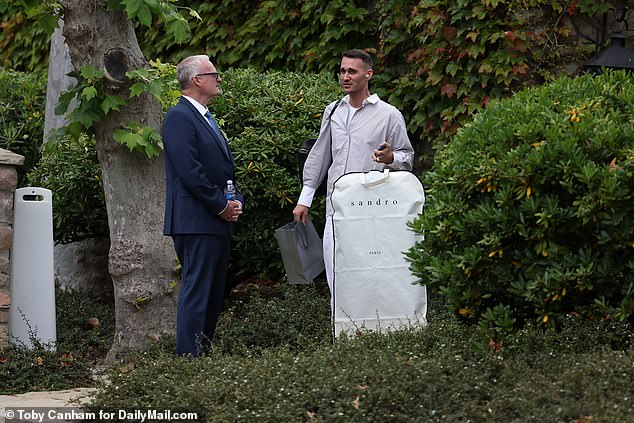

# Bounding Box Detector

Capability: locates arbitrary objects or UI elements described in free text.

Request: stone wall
[55,238,112,300]
[0,149,24,347]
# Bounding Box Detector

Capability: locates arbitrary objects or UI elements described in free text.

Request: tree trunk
[59,0,178,360]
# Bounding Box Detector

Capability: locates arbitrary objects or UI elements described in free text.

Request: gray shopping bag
[274,217,325,284]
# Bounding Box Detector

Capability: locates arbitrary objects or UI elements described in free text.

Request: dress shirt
[299,94,414,215]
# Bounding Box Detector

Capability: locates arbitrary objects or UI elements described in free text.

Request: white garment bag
[331,170,426,336]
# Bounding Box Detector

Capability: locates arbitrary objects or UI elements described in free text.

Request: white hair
[177,55,210,89]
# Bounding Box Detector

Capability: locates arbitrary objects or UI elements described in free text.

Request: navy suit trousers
[173,234,230,356]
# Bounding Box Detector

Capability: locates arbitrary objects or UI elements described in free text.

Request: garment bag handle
[360,169,390,187]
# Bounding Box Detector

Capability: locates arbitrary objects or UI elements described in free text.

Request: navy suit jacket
[163,97,243,236]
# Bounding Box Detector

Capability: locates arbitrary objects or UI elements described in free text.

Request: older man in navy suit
[163,55,244,357]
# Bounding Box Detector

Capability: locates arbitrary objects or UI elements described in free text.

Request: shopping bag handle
[295,219,310,248]
[361,169,390,187]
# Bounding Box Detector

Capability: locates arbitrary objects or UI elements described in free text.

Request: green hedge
[4,273,633,420]
[28,68,341,277]
[27,135,108,243]
[211,69,341,278]
[407,70,634,333]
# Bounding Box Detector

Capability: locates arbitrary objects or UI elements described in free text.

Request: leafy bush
[85,289,634,422]
[0,337,92,395]
[210,69,341,278]
[0,286,114,394]
[407,70,634,332]
[0,68,108,245]
[27,135,108,243]
[0,67,46,185]
[27,67,341,276]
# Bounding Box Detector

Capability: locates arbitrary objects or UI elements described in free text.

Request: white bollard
[8,187,56,349]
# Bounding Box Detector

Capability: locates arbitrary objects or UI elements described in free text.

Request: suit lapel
[180,97,232,161]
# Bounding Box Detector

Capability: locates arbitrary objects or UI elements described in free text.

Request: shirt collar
[342,93,380,107]
[183,95,208,116]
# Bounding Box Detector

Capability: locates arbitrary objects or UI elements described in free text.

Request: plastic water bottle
[224,180,236,200]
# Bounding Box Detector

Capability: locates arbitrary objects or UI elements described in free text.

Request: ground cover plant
[84,285,634,422]
[0,287,114,394]
[1,279,632,422]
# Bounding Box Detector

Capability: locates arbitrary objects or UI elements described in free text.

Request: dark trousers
[173,234,230,356]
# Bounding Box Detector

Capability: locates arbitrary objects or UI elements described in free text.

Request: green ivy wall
[0,0,615,161]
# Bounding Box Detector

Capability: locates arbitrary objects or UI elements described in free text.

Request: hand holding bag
[274,217,325,284]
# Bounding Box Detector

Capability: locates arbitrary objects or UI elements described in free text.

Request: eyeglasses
[195,72,221,80]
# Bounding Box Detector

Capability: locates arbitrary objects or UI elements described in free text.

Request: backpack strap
[328,99,341,120]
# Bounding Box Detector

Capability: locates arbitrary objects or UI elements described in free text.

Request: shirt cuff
[388,151,407,170]
[218,199,243,216]
[298,186,316,208]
